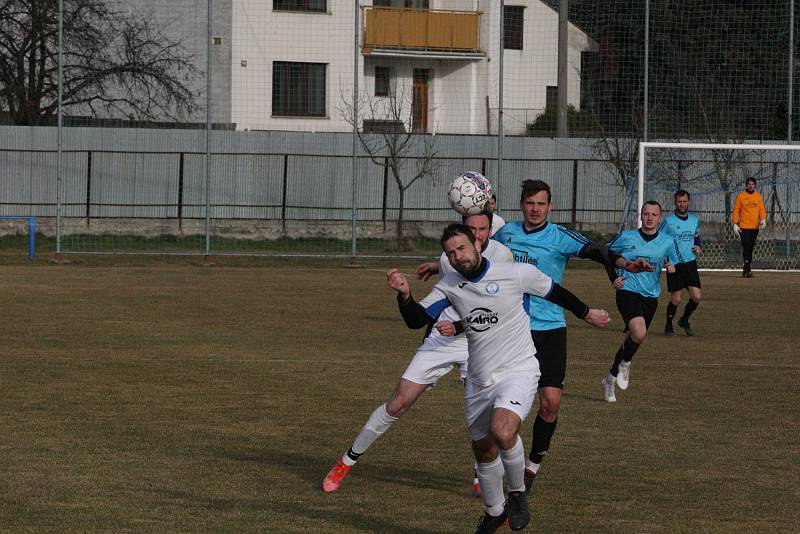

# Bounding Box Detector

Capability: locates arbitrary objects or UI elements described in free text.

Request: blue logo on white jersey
[485,282,500,295]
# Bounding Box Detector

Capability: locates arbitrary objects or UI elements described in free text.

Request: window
[373,0,429,8]
[272,62,326,117]
[273,0,326,12]
[504,5,524,50]
[374,66,391,97]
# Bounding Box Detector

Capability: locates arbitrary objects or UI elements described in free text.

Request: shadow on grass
[215,445,467,497]
[199,445,462,533]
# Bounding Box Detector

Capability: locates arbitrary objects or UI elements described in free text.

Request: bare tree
[341,83,440,247]
[0,0,199,125]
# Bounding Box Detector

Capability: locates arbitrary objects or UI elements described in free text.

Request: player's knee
[630,330,647,344]
[538,395,561,420]
[489,427,517,450]
[539,402,559,421]
[385,397,411,418]
[671,293,681,305]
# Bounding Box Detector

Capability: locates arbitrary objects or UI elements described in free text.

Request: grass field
[0,255,798,533]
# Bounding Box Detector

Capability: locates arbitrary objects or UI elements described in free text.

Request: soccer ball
[448,171,492,215]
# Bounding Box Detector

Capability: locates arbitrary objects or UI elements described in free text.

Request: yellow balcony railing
[362,7,482,54]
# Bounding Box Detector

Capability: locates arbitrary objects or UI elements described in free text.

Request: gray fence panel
[91,153,179,218]
[285,155,353,220]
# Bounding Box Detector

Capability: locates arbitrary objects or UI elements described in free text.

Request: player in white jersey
[322,212,512,494]
[388,224,610,533]
[485,193,506,236]
[416,212,512,495]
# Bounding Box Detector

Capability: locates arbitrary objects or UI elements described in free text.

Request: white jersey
[419,261,553,387]
[416,240,513,354]
[490,213,506,237]
[439,239,513,277]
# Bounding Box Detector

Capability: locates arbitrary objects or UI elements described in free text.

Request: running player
[601,201,684,402]
[660,189,702,336]
[389,223,610,533]
[322,212,512,493]
[492,179,652,490]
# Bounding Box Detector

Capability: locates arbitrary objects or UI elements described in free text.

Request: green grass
[0,257,797,532]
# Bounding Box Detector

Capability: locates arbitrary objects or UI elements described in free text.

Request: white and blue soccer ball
[448,171,492,215]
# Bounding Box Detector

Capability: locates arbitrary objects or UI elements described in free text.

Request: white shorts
[464,368,538,442]
[401,348,468,385]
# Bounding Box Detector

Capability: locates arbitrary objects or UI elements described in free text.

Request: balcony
[362,7,483,58]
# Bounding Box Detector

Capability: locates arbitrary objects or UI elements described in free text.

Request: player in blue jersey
[601,200,684,402]
[492,179,652,492]
[659,190,702,336]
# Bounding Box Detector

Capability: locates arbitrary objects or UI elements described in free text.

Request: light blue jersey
[493,221,590,330]
[608,229,683,298]
[659,213,700,262]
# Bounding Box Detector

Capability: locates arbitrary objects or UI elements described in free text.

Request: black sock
[529,414,558,464]
[346,447,362,463]
[611,337,640,375]
[680,300,698,321]
[666,302,678,324]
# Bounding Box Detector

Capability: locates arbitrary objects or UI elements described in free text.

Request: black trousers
[740,228,759,269]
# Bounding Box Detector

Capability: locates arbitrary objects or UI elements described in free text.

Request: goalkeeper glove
[759,219,766,230]
[733,223,741,236]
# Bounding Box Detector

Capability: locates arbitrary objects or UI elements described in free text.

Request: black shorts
[616,290,658,329]
[531,327,567,390]
[666,260,702,292]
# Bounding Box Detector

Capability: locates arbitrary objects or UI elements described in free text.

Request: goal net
[621,142,800,271]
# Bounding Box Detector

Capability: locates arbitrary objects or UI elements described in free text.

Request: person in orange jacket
[732,177,767,278]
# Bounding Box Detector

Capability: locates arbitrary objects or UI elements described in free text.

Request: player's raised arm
[578,241,653,282]
[515,263,610,329]
[387,268,411,300]
[545,283,610,328]
[387,268,446,330]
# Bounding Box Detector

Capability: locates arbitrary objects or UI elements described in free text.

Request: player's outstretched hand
[583,308,610,328]
[434,320,456,337]
[664,260,676,274]
[613,276,626,289]
[415,261,439,281]
[692,245,702,255]
[623,258,655,273]
[759,219,767,230]
[733,223,741,236]
[386,268,410,299]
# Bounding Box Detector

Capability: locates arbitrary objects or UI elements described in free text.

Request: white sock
[499,435,526,493]
[347,403,397,464]
[476,456,506,516]
[526,459,540,475]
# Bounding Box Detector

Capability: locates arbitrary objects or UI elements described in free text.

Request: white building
[229,1,594,135]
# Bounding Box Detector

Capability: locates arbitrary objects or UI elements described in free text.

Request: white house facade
[229,1,594,135]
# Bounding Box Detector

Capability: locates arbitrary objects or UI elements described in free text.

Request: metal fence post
[56,0,64,259]
[350,0,360,266]
[204,0,212,261]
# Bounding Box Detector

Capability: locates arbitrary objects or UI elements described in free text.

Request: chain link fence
[0,1,798,265]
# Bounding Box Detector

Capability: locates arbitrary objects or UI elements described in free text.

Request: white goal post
[635,142,800,271]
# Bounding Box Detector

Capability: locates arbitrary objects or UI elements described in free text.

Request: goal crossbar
[636,142,800,227]
[634,142,800,272]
